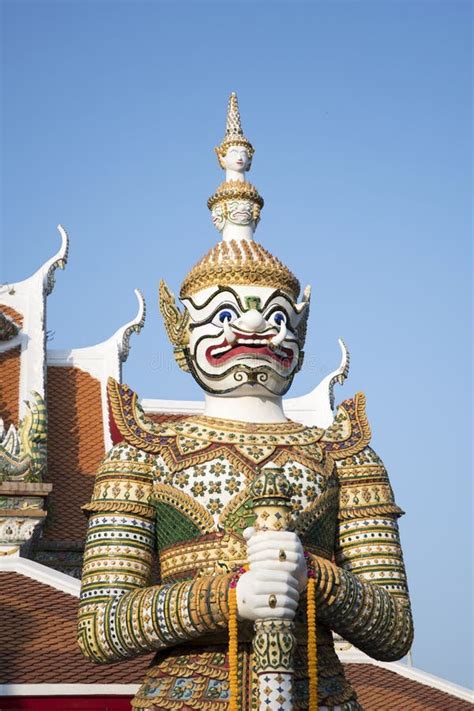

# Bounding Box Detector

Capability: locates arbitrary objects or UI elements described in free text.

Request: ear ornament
[159,279,190,372]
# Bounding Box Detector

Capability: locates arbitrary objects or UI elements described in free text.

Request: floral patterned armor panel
[77,94,413,711]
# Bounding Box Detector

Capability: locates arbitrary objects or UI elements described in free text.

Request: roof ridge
[339,649,474,703]
[0,556,80,597]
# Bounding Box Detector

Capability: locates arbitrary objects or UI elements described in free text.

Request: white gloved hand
[235,527,308,621]
[235,567,299,621]
[245,527,308,593]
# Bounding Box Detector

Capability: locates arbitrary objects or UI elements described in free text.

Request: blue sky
[1,0,472,689]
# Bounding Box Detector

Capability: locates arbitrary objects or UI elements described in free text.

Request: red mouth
[205,331,295,368]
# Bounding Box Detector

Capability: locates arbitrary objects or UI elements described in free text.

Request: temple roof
[42,365,106,542]
[0,568,152,685]
[344,663,472,710]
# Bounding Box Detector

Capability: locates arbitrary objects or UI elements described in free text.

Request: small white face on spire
[222,145,250,178]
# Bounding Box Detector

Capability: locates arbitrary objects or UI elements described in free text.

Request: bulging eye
[271,311,286,326]
[215,309,236,325]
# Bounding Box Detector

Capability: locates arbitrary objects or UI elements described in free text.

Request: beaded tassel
[228,582,239,711]
[307,576,318,711]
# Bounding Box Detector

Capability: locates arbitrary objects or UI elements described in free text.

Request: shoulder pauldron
[320,392,371,460]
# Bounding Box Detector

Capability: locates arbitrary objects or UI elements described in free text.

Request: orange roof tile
[0,571,152,684]
[147,412,186,423]
[43,366,106,542]
[0,345,21,429]
[345,663,472,710]
[0,304,24,328]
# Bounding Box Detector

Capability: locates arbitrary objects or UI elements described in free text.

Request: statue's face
[222,145,250,173]
[210,203,225,232]
[210,200,253,233]
[182,285,310,396]
[227,199,253,225]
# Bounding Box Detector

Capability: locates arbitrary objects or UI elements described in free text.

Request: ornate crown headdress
[180,239,300,301]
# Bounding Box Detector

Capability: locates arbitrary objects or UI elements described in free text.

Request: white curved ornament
[43,225,70,296]
[321,338,350,412]
[295,284,312,314]
[283,339,350,428]
[0,225,70,410]
[114,288,146,363]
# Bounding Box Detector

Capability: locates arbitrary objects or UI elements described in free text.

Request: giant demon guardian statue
[78,93,413,711]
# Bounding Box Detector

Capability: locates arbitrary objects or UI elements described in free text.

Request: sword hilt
[249,467,297,710]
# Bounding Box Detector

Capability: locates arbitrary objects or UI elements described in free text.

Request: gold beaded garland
[307,577,318,711]
[228,585,239,711]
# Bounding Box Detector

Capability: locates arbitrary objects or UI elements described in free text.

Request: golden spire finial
[215,92,254,169]
[225,92,243,139]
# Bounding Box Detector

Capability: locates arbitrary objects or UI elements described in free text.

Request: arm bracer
[77,444,232,663]
[309,446,413,661]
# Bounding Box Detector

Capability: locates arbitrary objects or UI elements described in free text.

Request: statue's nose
[235,309,266,332]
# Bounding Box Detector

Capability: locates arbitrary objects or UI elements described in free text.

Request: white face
[227,199,253,225]
[211,204,225,232]
[182,285,310,396]
[222,145,250,173]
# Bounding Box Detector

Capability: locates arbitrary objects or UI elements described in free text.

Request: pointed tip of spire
[226,91,243,138]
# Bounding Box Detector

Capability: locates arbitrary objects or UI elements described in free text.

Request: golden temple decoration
[307,577,318,711]
[159,532,247,581]
[82,500,155,519]
[228,585,239,711]
[175,413,317,439]
[158,279,190,371]
[207,180,264,231]
[207,180,264,211]
[180,238,300,300]
[322,392,372,460]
